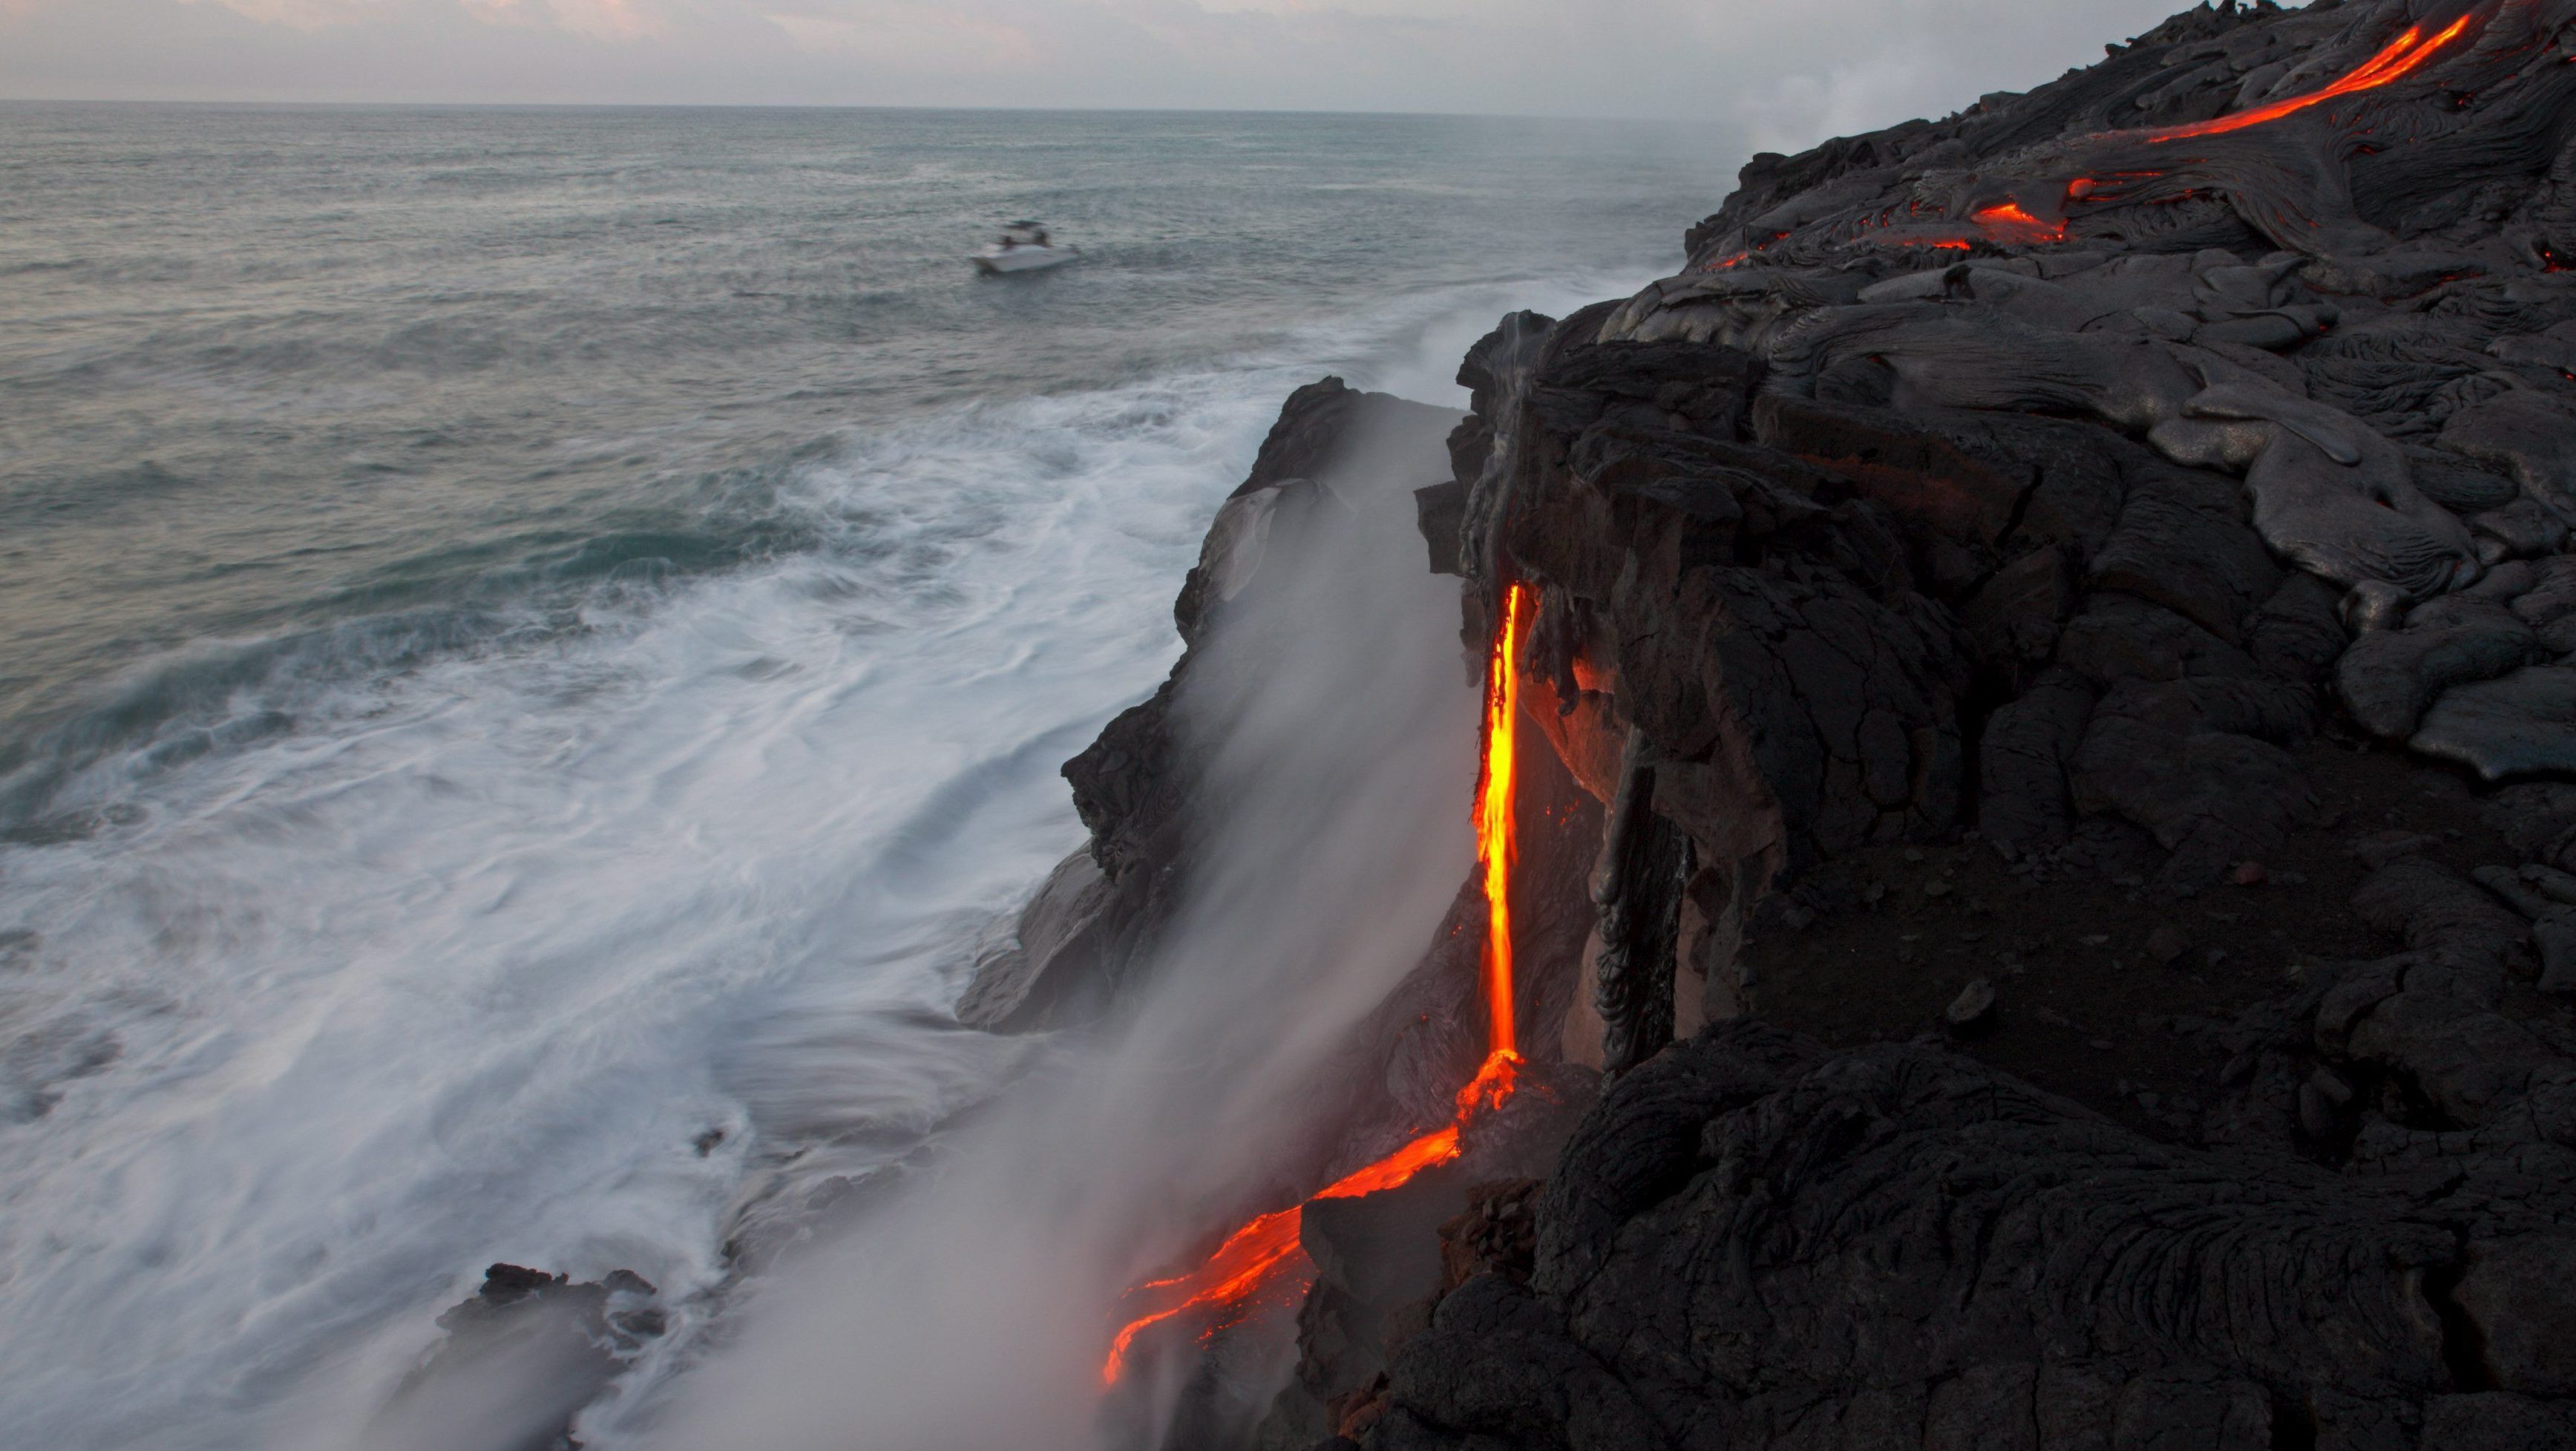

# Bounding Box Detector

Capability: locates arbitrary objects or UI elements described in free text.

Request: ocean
[0,102,1735,1449]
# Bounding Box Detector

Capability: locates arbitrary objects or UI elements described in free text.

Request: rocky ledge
[953,2,2576,1448]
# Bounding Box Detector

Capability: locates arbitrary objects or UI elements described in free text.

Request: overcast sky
[6,0,2201,149]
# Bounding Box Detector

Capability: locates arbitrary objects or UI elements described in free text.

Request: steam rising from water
[631,410,1477,1450]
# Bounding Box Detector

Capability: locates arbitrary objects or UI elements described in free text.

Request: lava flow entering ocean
[1099,583,1535,1387]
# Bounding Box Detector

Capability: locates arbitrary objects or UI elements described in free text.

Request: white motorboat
[972,220,1080,275]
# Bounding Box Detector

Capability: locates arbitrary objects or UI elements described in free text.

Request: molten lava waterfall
[1475,582,1527,1081]
[1100,583,1536,1386]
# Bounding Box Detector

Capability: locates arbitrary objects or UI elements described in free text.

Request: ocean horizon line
[0,94,1737,128]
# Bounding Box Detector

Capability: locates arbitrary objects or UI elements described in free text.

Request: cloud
[170,0,391,30]
[1674,0,2206,151]
[165,0,667,39]
[1195,0,1476,16]
[461,0,663,39]
[8,0,2207,137]
[764,4,1041,73]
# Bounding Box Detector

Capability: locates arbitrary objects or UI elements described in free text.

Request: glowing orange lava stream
[1705,13,2487,272]
[2146,14,2477,142]
[1100,582,1536,1387]
[1475,582,1525,1067]
[1969,200,2068,245]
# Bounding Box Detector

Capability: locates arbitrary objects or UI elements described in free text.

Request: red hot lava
[1100,583,1536,1386]
[1968,200,2068,245]
[1473,583,1526,1071]
[1709,10,2494,270]
[2146,13,2479,142]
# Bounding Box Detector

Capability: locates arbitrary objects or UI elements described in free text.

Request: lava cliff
[974,2,2576,1447]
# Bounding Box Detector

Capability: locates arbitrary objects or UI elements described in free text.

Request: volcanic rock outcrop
[963,2,2576,1447]
[961,378,1478,1038]
[371,1264,666,1451]
[1369,1023,2576,1451]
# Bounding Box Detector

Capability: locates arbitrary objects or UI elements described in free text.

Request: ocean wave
[0,606,513,837]
[0,347,1295,1451]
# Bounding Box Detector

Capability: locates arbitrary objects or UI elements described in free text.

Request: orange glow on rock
[1099,583,1538,1388]
[2146,15,2477,142]
[1969,200,2069,244]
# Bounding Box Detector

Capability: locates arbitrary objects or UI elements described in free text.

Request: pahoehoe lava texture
[1370,1023,2557,1451]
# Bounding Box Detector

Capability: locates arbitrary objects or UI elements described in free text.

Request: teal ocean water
[0,103,1734,1448]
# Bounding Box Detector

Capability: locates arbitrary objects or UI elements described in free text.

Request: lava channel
[2145,13,2479,142]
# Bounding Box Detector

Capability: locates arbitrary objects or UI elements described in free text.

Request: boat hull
[972,247,1079,275]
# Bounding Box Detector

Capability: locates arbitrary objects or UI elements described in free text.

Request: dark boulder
[370,1265,661,1451]
[2415,666,2576,782]
[956,849,1115,1031]
[2350,856,2530,998]
[2085,456,2281,646]
[2336,606,2539,740]
[2057,592,2264,687]
[2068,718,2314,891]
[1956,545,2077,690]
[1976,667,2098,859]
